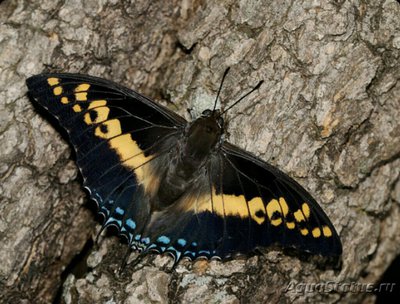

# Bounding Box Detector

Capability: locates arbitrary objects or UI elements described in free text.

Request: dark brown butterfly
[26,69,342,267]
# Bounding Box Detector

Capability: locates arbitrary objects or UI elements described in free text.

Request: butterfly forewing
[26,74,184,240]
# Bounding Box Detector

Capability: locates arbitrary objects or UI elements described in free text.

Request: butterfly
[26,69,342,268]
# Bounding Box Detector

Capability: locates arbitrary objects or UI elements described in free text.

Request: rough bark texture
[1,0,400,303]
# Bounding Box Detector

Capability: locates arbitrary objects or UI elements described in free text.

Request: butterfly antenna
[219,80,264,116]
[213,67,231,112]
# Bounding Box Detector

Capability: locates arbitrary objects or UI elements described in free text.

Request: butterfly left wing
[26,73,186,245]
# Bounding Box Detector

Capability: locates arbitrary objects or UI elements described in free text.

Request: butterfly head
[184,109,224,159]
[201,109,224,126]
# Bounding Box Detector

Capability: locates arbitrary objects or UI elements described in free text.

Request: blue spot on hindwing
[115,207,125,215]
[141,237,150,245]
[126,219,136,229]
[157,236,170,244]
[177,238,187,247]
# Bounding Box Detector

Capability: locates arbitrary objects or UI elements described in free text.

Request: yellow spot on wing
[266,199,282,226]
[75,92,87,101]
[302,203,310,218]
[53,86,62,95]
[248,197,266,224]
[294,209,305,222]
[47,78,59,86]
[279,197,289,216]
[88,100,107,109]
[322,226,332,237]
[61,97,69,104]
[84,107,110,125]
[312,227,321,238]
[95,119,122,139]
[74,83,90,101]
[75,83,91,92]
[286,222,295,229]
[300,228,309,236]
[73,104,82,112]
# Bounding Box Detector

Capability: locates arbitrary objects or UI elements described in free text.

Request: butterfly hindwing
[26,74,185,242]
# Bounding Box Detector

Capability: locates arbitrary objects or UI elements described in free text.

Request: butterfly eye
[202,109,212,117]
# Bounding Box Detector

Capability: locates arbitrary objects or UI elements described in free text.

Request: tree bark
[0,0,399,303]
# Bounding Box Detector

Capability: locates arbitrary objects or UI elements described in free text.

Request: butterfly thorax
[154,111,224,210]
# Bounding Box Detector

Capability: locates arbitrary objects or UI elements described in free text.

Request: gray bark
[1,0,400,303]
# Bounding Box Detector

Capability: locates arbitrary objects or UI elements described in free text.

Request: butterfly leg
[129,251,148,269]
[94,225,108,245]
[118,246,134,274]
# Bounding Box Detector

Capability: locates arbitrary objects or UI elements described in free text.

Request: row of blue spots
[155,236,197,248]
[125,234,218,260]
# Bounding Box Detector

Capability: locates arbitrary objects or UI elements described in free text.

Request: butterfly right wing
[26,74,186,244]
[214,142,342,258]
[136,142,342,263]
